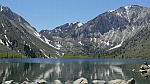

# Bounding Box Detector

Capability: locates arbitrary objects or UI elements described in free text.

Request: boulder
[140,64,149,70]
[108,79,126,84]
[37,79,48,84]
[92,80,106,84]
[3,80,14,84]
[22,81,29,84]
[73,77,88,84]
[51,80,62,84]
[139,69,150,73]
[126,78,135,84]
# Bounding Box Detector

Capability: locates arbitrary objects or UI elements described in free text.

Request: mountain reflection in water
[0,58,150,84]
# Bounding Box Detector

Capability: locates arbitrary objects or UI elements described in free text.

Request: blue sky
[1,0,150,31]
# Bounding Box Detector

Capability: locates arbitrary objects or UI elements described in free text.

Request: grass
[0,52,22,58]
[59,54,92,58]
[60,55,91,58]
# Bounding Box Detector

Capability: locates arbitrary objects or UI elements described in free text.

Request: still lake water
[0,58,150,84]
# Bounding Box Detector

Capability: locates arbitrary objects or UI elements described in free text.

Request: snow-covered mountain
[0,5,62,58]
[41,5,150,57]
[1,4,150,58]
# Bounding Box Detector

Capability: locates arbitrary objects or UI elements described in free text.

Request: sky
[0,0,150,31]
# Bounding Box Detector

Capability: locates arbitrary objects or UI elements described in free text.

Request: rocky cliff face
[41,5,150,57]
[0,5,62,58]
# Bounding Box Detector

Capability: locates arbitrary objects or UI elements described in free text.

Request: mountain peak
[58,22,83,28]
[0,5,11,12]
[72,22,83,27]
[118,5,143,10]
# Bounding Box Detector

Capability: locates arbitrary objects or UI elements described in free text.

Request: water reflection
[141,73,149,79]
[0,59,149,84]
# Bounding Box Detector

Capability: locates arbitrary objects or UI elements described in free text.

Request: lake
[0,58,149,84]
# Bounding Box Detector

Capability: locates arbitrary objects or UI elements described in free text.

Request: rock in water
[108,79,126,84]
[22,78,30,84]
[132,69,135,71]
[37,79,48,84]
[3,80,14,84]
[126,78,135,84]
[51,80,62,84]
[22,81,29,84]
[92,80,106,84]
[73,77,88,84]
[140,65,149,70]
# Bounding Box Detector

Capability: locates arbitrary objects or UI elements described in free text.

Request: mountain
[40,5,150,57]
[0,5,63,58]
[1,4,150,58]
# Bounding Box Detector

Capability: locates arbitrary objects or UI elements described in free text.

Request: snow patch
[48,43,60,50]
[94,37,97,43]
[34,32,60,50]
[55,29,62,32]
[55,41,62,49]
[56,51,60,56]
[62,53,65,56]
[132,27,135,31]
[34,31,41,39]
[106,41,110,46]
[109,37,124,50]
[4,30,6,34]
[1,23,4,28]
[43,36,50,44]
[78,41,83,45]
[77,22,83,27]
[1,6,3,12]
[109,42,122,50]
[117,12,122,17]
[109,10,115,12]
[40,49,50,58]
[124,6,131,10]
[90,38,93,42]
[18,18,21,22]
[72,22,76,24]
[4,35,10,45]
[100,40,110,46]
[0,39,4,45]
[125,6,131,15]
[68,23,71,25]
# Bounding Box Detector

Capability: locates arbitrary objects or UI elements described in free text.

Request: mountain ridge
[40,5,150,58]
[0,4,150,58]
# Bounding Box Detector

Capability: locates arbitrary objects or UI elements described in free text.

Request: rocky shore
[2,77,135,84]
